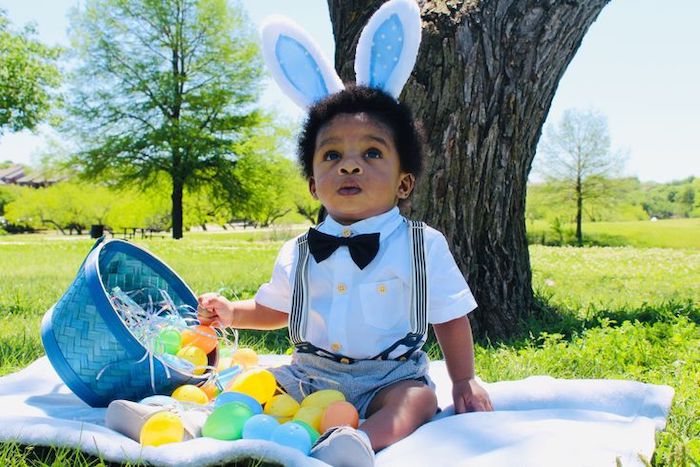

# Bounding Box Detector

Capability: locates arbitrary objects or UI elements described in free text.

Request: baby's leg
[360,379,438,451]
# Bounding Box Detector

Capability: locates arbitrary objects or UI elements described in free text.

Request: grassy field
[527,217,700,249]
[0,229,698,465]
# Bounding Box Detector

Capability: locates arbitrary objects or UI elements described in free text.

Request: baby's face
[309,112,415,225]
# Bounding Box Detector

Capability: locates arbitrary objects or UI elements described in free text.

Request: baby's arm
[433,315,493,413]
[197,293,288,330]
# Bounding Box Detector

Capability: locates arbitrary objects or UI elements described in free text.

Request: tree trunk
[328,0,610,339]
[172,178,184,239]
[576,175,583,246]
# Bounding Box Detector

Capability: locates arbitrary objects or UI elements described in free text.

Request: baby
[198,85,492,466]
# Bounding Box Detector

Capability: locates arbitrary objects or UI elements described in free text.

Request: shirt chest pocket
[358,278,406,330]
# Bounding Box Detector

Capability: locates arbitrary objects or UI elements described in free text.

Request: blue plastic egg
[215,391,263,414]
[270,421,312,455]
[242,414,280,441]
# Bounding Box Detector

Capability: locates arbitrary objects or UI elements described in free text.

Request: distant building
[0,164,66,188]
[0,165,25,184]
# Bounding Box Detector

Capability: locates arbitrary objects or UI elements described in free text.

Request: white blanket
[0,356,674,467]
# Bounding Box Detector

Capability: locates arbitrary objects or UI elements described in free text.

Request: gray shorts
[269,350,434,418]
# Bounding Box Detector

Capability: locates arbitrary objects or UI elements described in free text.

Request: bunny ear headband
[260,0,422,108]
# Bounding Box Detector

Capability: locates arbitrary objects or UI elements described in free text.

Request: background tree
[329,0,610,338]
[0,10,61,134]
[535,109,625,245]
[64,0,267,239]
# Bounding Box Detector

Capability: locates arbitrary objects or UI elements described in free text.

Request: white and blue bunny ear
[260,16,344,109]
[354,0,422,98]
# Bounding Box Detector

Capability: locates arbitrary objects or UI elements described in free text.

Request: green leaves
[63,0,267,238]
[0,11,62,134]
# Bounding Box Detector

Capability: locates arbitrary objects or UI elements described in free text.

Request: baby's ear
[261,16,344,108]
[354,0,422,98]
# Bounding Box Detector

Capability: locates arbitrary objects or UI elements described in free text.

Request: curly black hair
[297,85,424,179]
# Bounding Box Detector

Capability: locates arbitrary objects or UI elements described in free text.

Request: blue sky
[1,0,698,183]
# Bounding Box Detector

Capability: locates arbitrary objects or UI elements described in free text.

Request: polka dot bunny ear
[260,15,344,109]
[260,0,421,108]
[354,0,422,99]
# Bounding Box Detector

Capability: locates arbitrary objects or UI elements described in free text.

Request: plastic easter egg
[139,411,184,446]
[293,405,324,432]
[242,413,280,441]
[176,345,208,375]
[215,391,263,414]
[228,368,277,404]
[156,327,182,355]
[139,395,183,410]
[200,382,220,401]
[270,422,312,455]
[171,384,209,405]
[231,348,259,368]
[264,394,300,421]
[291,419,320,445]
[181,325,218,354]
[320,400,360,433]
[301,389,346,409]
[201,401,254,440]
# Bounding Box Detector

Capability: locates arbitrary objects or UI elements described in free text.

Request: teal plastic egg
[242,414,280,441]
[270,422,312,455]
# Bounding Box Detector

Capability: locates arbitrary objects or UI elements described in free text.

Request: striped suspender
[289,233,309,346]
[289,221,428,358]
[408,220,428,338]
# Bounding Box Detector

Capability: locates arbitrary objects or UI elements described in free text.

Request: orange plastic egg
[231,348,259,369]
[181,325,218,354]
[320,401,359,433]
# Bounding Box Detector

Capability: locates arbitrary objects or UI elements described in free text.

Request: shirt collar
[318,206,403,242]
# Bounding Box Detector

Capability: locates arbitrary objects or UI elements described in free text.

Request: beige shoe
[105,399,206,442]
[310,426,375,467]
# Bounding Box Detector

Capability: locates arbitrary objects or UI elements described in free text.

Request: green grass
[527,218,700,249]
[0,231,698,466]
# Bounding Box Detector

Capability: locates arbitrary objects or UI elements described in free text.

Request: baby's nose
[338,156,363,175]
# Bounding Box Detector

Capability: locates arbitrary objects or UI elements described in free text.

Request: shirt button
[331,342,342,352]
[337,283,347,294]
[342,228,352,237]
[377,284,387,294]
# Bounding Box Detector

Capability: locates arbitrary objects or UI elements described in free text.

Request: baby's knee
[411,384,438,417]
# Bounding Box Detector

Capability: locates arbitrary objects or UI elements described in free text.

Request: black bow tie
[307,228,380,270]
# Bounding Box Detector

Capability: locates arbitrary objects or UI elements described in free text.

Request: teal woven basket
[41,237,215,407]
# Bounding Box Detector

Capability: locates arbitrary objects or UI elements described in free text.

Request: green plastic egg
[202,402,254,440]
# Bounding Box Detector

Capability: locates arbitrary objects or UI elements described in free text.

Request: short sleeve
[254,238,297,313]
[426,230,478,323]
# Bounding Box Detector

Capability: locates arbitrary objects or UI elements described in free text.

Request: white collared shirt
[255,207,477,359]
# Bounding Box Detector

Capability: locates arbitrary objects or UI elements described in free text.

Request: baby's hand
[197,292,234,328]
[452,377,493,414]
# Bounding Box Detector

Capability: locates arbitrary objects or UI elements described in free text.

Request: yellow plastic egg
[231,348,259,369]
[176,345,208,375]
[171,384,209,405]
[228,369,277,405]
[140,411,184,446]
[301,389,346,409]
[293,405,324,432]
[264,394,300,421]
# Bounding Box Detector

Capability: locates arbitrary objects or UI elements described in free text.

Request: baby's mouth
[338,185,361,195]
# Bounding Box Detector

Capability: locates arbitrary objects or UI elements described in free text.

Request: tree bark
[576,174,583,245]
[328,0,610,339]
[172,178,184,239]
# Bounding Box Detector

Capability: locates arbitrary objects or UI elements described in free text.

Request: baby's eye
[323,151,341,161]
[365,149,382,159]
